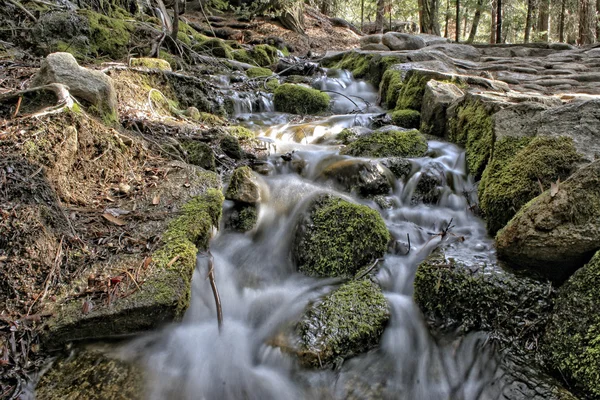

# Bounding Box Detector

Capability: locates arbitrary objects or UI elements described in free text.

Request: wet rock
[181,140,216,171]
[390,109,421,129]
[293,194,390,278]
[32,52,118,124]
[319,158,394,196]
[379,157,413,179]
[341,129,428,158]
[479,136,581,234]
[225,166,262,204]
[273,84,330,114]
[275,60,320,76]
[424,43,482,61]
[420,80,464,137]
[295,279,390,369]
[335,126,372,145]
[36,348,144,400]
[225,203,258,232]
[219,135,243,160]
[542,250,600,398]
[411,161,446,205]
[496,160,600,282]
[414,248,555,344]
[381,32,426,51]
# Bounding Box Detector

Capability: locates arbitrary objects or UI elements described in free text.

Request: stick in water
[206,250,223,332]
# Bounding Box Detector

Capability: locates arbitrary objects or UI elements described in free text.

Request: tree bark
[444,0,450,37]
[419,0,440,35]
[496,0,502,43]
[579,0,597,45]
[171,0,179,41]
[524,0,534,43]
[538,0,550,41]
[467,0,484,43]
[455,0,460,41]
[490,0,497,43]
[375,0,385,33]
[559,0,565,42]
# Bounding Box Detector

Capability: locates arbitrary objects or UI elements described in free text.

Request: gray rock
[496,160,600,282]
[382,32,426,51]
[424,43,481,61]
[225,166,262,204]
[379,157,413,179]
[420,80,464,137]
[411,161,446,205]
[359,34,383,46]
[361,43,391,51]
[32,52,118,123]
[318,158,394,196]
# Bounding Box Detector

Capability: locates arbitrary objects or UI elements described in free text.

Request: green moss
[130,57,172,71]
[178,22,209,45]
[265,78,280,92]
[336,128,356,145]
[543,251,600,398]
[181,140,215,171]
[293,194,390,278]
[220,135,243,159]
[296,279,390,368]
[197,112,225,125]
[227,125,255,142]
[448,99,494,179]
[480,136,581,234]
[225,166,260,203]
[250,44,279,67]
[158,50,177,69]
[273,84,330,115]
[232,49,253,64]
[195,39,233,59]
[79,9,133,59]
[334,51,374,80]
[380,69,403,109]
[246,67,273,78]
[391,109,421,129]
[395,73,430,111]
[228,204,258,232]
[341,129,427,158]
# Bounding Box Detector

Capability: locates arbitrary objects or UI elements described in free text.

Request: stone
[381,32,427,51]
[379,157,413,179]
[361,43,391,51]
[341,129,428,158]
[129,57,172,71]
[318,158,394,196]
[295,279,390,368]
[32,52,118,124]
[273,84,330,114]
[496,160,600,282]
[292,194,390,278]
[225,166,262,204]
[411,161,446,205]
[359,34,383,46]
[225,203,258,232]
[424,43,481,61]
[420,80,464,137]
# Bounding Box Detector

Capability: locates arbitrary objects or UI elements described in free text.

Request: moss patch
[448,99,494,179]
[479,136,581,234]
[181,140,216,171]
[341,129,427,158]
[380,69,403,109]
[395,73,430,111]
[130,57,172,71]
[543,251,600,398]
[296,279,390,368]
[227,125,255,142]
[246,67,273,78]
[251,44,279,67]
[391,109,421,129]
[226,204,258,232]
[273,84,330,115]
[79,9,133,59]
[293,194,390,278]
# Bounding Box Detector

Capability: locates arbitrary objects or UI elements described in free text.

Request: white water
[126,71,511,400]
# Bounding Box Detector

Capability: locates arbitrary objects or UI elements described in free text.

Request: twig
[12,96,21,118]
[198,0,216,38]
[205,250,223,332]
[407,233,411,254]
[354,258,383,280]
[320,90,361,110]
[6,0,37,21]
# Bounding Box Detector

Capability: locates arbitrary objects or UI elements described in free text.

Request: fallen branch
[6,0,37,21]
[205,250,223,332]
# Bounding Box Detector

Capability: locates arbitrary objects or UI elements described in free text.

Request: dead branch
[205,250,223,332]
[6,0,37,22]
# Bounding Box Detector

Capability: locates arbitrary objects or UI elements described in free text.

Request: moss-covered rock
[341,129,427,158]
[414,248,555,344]
[225,204,258,232]
[197,38,233,59]
[219,135,243,159]
[479,136,581,234]
[295,279,389,368]
[411,161,446,205]
[246,66,273,78]
[542,250,600,398]
[181,140,215,171]
[273,84,330,115]
[318,159,393,197]
[130,57,172,71]
[227,125,255,142]
[391,109,421,129]
[496,160,600,282]
[380,69,403,109]
[395,72,430,111]
[447,98,495,179]
[79,9,133,59]
[225,166,261,204]
[293,194,390,278]
[250,44,279,67]
[36,349,144,400]
[265,78,280,92]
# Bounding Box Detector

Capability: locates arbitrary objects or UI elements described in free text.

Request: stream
[126,71,509,399]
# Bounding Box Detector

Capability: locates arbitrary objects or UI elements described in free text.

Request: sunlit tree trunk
[444,0,450,37]
[538,0,550,41]
[559,0,566,42]
[579,0,597,44]
[419,0,441,35]
[455,0,460,41]
[524,0,534,43]
[375,0,385,33]
[491,0,497,43]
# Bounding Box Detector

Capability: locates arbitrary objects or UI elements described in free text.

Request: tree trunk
[361,0,365,32]
[538,0,550,41]
[455,0,460,41]
[467,0,484,43]
[419,0,440,35]
[524,0,534,43]
[559,0,565,42]
[490,0,497,43]
[597,0,600,41]
[496,0,502,43]
[375,0,385,33]
[171,0,179,41]
[444,0,450,37]
[579,0,597,44]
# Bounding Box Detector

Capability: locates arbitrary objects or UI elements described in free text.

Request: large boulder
[273,84,330,115]
[420,80,464,137]
[381,32,426,51]
[542,250,600,398]
[225,166,262,204]
[32,52,118,124]
[359,34,383,47]
[496,160,600,282]
[295,279,390,368]
[424,43,482,61]
[479,136,581,234]
[341,129,428,158]
[292,194,390,278]
[411,161,447,205]
[318,158,394,196]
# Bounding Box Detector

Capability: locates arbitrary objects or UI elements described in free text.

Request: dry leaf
[102,213,126,226]
[152,195,161,205]
[142,256,152,269]
[550,178,560,197]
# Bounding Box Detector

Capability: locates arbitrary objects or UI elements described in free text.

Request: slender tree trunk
[538,0,550,41]
[559,0,565,42]
[375,0,385,33]
[361,0,365,32]
[597,0,600,41]
[579,0,597,45]
[524,0,534,43]
[496,0,502,43]
[444,0,450,37]
[491,0,497,43]
[467,0,484,43]
[419,0,440,35]
[455,0,460,41]
[171,0,179,41]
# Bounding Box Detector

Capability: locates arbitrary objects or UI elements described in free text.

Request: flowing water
[125,71,512,400]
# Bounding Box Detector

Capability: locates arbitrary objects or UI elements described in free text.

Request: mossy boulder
[380,69,403,109]
[181,140,215,171]
[414,248,555,344]
[227,125,255,142]
[496,160,600,282]
[296,279,390,368]
[273,84,330,115]
[341,129,427,158]
[391,109,421,129]
[542,250,600,398]
[79,9,133,59]
[225,166,262,204]
[199,38,233,59]
[394,72,430,111]
[250,44,279,67]
[36,349,144,400]
[479,136,581,234]
[225,204,258,232]
[246,67,273,78]
[318,159,394,197]
[130,57,172,71]
[292,194,390,278]
[219,135,243,159]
